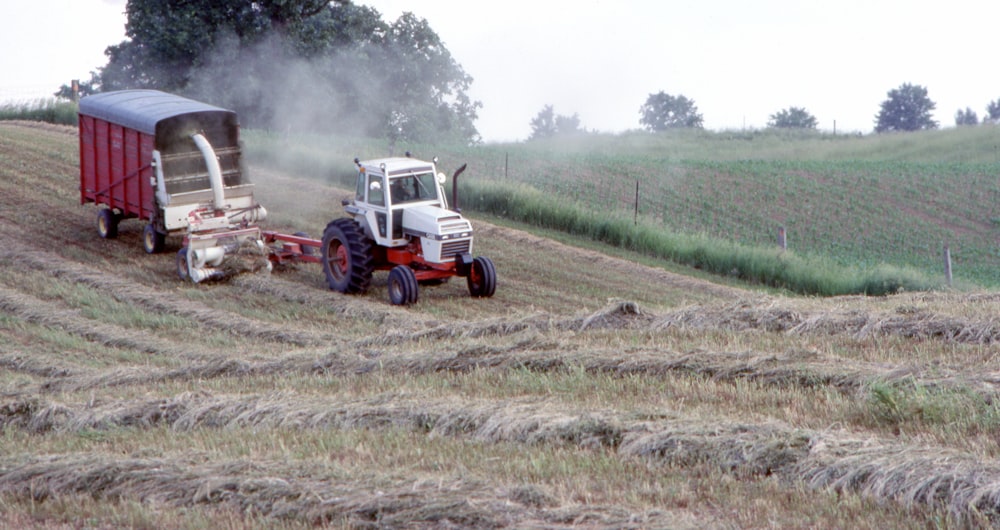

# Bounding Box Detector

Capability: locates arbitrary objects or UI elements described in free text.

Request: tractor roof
[360,157,436,177]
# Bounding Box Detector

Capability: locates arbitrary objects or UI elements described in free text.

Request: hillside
[4,121,1000,527]
[378,126,1000,289]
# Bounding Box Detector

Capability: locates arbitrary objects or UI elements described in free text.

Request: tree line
[529,82,1000,140]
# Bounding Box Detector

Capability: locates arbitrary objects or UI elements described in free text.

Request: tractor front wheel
[467,256,496,298]
[321,218,374,294]
[388,265,418,305]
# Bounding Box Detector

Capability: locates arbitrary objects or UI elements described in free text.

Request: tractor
[320,154,496,305]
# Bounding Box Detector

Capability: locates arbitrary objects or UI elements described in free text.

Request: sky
[3,0,1000,142]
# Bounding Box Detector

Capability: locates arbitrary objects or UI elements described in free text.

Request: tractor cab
[345,156,471,261]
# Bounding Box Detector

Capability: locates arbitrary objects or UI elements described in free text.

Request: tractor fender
[455,252,474,277]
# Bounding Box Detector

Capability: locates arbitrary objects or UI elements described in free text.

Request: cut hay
[657,297,1000,344]
[219,238,272,277]
[0,453,689,528]
[795,439,1000,526]
[9,389,1000,524]
[3,247,327,348]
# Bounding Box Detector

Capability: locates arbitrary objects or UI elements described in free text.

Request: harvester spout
[451,163,467,212]
[191,133,226,211]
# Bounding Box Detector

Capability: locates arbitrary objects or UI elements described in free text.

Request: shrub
[0,99,78,125]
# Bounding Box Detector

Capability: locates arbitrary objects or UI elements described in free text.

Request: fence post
[777,226,787,251]
[943,243,953,287]
[634,179,639,225]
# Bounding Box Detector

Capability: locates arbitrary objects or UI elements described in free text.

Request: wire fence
[0,84,59,104]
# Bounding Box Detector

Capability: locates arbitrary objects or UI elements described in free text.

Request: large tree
[874,83,937,133]
[767,106,818,129]
[639,92,703,131]
[94,0,480,143]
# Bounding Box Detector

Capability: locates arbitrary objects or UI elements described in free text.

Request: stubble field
[3,121,1000,528]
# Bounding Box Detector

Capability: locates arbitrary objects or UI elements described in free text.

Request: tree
[94,0,481,143]
[529,105,556,139]
[767,106,818,129]
[639,92,703,131]
[955,107,979,126]
[528,105,583,140]
[874,83,937,133]
[985,99,1000,124]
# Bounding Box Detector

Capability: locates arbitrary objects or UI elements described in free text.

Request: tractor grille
[441,238,471,259]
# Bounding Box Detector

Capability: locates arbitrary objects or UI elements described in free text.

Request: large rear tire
[143,223,166,254]
[388,265,418,305]
[467,256,496,298]
[321,218,374,294]
[97,209,119,239]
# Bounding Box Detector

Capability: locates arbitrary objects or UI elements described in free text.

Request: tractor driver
[391,177,415,203]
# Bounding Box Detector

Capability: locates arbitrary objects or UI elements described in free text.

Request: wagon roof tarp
[78,90,236,136]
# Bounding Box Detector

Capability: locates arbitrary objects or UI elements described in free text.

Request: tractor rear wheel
[388,265,418,305]
[467,256,496,298]
[143,223,166,254]
[321,218,374,294]
[96,209,119,239]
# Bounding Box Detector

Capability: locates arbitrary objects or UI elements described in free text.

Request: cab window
[355,171,365,201]
[367,174,385,207]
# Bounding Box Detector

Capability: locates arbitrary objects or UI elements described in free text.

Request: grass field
[4,121,1000,527]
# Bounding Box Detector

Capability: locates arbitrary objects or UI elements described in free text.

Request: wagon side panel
[93,118,111,209]
[79,114,96,205]
[109,123,125,214]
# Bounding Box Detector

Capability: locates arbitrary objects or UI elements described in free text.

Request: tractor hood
[402,204,473,239]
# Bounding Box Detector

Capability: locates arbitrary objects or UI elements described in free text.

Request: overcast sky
[3,1,1000,142]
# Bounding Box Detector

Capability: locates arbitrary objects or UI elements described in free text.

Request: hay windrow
[7,392,1000,525]
[795,440,1000,526]
[0,452,691,528]
[0,352,78,379]
[656,296,1000,344]
[5,246,325,347]
[0,285,183,356]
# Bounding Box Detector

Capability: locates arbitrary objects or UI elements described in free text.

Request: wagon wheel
[176,247,190,281]
[96,209,120,239]
[142,223,166,254]
[321,218,374,294]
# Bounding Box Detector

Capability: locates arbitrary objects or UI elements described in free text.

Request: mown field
[5,121,1000,528]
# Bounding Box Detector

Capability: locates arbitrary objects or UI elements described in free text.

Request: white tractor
[321,154,496,305]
